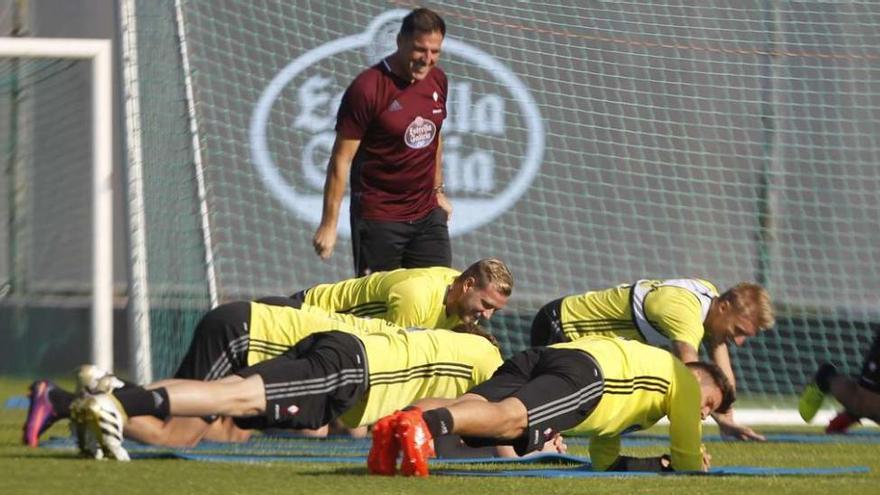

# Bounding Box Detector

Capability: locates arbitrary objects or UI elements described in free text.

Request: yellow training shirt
[304,267,461,329]
[338,328,503,427]
[560,279,718,351]
[247,302,400,365]
[552,336,704,471]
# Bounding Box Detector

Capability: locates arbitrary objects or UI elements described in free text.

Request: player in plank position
[530,278,773,440]
[65,324,504,461]
[25,258,513,450]
[799,325,880,431]
[368,335,734,476]
[23,301,395,449]
[265,257,513,329]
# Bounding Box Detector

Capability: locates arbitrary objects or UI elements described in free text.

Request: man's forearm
[319,163,347,226]
[434,135,444,187]
[708,341,737,389]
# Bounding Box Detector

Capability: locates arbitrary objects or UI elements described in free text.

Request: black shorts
[173,301,250,381]
[350,207,451,276]
[530,298,567,346]
[858,326,880,392]
[233,331,367,430]
[467,347,604,455]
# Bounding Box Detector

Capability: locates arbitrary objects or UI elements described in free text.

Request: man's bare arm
[313,135,361,259]
[706,340,766,441]
[434,135,452,218]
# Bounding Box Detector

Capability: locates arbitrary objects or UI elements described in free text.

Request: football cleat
[70,364,123,458]
[395,408,435,477]
[71,394,129,461]
[826,411,861,434]
[22,380,60,447]
[75,364,125,395]
[70,419,104,459]
[367,412,401,476]
[798,383,825,423]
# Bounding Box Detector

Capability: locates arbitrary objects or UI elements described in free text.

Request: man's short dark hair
[686,361,736,414]
[400,8,446,38]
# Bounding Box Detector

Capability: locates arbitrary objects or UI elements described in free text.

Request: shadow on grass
[302,466,369,476]
[0,449,184,461]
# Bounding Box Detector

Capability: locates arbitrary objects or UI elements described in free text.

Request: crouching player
[65,325,503,461]
[368,336,735,476]
[799,325,880,431]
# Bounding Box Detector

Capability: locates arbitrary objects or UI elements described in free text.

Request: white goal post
[0,37,114,372]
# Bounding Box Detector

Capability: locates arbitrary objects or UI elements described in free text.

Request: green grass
[1,377,876,495]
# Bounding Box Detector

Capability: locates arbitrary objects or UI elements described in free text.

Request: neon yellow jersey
[339,329,503,427]
[560,279,718,351]
[247,302,401,365]
[295,303,399,334]
[552,336,703,471]
[303,267,461,328]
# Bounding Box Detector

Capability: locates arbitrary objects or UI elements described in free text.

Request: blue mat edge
[435,465,870,478]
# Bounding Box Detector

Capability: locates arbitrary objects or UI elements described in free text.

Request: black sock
[422,408,454,438]
[113,387,171,419]
[48,388,75,417]
[116,378,137,390]
[816,363,838,393]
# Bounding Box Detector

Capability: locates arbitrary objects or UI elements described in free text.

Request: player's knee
[216,375,265,416]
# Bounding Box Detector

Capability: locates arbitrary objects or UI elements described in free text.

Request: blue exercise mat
[436,465,870,478]
[169,451,589,465]
[39,428,880,461]
[41,437,589,465]
[615,431,880,446]
[553,431,880,447]
[40,436,373,456]
[38,436,869,475]
[4,396,29,409]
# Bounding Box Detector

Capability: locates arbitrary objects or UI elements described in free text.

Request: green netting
[128,1,213,379]
[0,56,96,374]
[132,1,880,395]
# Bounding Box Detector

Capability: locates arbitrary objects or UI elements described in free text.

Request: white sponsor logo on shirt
[404,116,436,149]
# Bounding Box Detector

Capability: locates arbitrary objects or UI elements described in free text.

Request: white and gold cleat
[71,394,129,461]
[75,364,125,395]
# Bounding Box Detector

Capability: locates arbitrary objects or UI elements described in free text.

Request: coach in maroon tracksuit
[312,8,452,276]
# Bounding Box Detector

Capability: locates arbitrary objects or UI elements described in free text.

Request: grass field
[1,377,877,495]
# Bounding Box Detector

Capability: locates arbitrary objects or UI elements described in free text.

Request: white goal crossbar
[0,37,114,371]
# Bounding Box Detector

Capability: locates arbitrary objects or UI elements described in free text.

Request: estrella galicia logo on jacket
[250,9,545,237]
[404,117,436,149]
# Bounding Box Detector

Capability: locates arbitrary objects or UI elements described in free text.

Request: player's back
[339,328,503,427]
[560,285,635,341]
[247,302,401,365]
[561,279,717,346]
[303,266,460,325]
[553,336,697,436]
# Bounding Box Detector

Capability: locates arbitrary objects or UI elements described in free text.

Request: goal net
[0,37,113,374]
